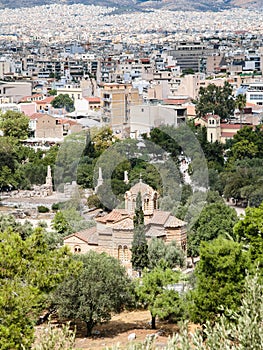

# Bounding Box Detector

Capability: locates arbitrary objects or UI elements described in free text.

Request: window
[118,245,124,261]
[144,198,150,210]
[74,245,81,253]
[123,246,129,262]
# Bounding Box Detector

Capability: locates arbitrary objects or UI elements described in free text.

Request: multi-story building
[100,82,142,134]
[246,82,263,106]
[168,42,215,73]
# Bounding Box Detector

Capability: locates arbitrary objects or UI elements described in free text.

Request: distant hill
[0,0,261,11]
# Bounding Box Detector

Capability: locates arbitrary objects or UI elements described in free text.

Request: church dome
[127,179,155,197]
[125,179,158,215]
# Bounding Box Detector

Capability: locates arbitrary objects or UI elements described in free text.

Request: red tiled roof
[59,118,78,126]
[221,123,244,129]
[96,209,129,224]
[35,96,55,104]
[148,210,171,226]
[146,227,166,238]
[64,226,98,245]
[29,112,49,120]
[85,97,101,103]
[221,131,238,138]
[163,99,189,105]
[112,217,134,230]
[164,215,187,228]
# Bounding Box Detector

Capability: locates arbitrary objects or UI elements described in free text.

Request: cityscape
[0,1,262,349]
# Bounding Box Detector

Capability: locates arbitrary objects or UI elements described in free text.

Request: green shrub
[37,206,50,213]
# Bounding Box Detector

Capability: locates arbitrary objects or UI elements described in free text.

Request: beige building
[203,114,244,144]
[100,83,142,135]
[33,113,63,139]
[130,103,187,138]
[64,180,187,274]
[0,81,32,103]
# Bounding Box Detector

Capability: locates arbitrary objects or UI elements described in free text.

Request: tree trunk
[85,320,94,337]
[151,314,156,329]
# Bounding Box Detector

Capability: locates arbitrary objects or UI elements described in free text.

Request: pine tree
[131,192,149,273]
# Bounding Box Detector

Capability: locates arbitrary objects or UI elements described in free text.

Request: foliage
[33,320,77,350]
[131,193,149,272]
[135,264,181,329]
[109,273,263,350]
[187,201,238,258]
[235,92,246,125]
[194,82,235,119]
[0,227,78,349]
[52,251,132,336]
[222,158,263,206]
[233,203,263,267]
[48,89,57,96]
[148,238,185,269]
[51,93,75,112]
[131,226,149,273]
[0,136,58,191]
[0,110,29,139]
[0,213,34,239]
[188,237,250,324]
[37,205,50,213]
[52,208,94,236]
[86,194,101,208]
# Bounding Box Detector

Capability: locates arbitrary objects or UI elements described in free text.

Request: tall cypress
[131,192,149,273]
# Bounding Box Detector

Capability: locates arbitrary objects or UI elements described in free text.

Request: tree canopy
[51,93,75,112]
[148,238,185,269]
[53,251,132,336]
[0,227,77,349]
[0,110,29,139]
[136,264,181,329]
[188,236,250,324]
[194,82,235,119]
[233,203,263,267]
[187,201,238,258]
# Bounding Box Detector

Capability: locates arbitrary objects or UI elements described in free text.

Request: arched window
[153,193,158,210]
[144,198,149,210]
[123,246,129,262]
[118,245,124,261]
[74,245,81,253]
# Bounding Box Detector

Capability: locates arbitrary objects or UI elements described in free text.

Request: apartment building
[168,42,215,72]
[100,83,142,134]
[0,81,32,103]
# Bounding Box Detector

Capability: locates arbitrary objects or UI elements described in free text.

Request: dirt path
[74,310,180,349]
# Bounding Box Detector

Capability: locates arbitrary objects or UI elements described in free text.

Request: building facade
[64,180,187,274]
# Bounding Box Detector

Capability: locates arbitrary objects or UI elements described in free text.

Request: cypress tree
[131,192,149,273]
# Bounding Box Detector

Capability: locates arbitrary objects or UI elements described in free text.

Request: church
[63,179,187,274]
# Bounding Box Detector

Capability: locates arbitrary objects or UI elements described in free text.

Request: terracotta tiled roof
[96,209,129,224]
[112,217,134,230]
[29,112,51,120]
[148,210,171,225]
[164,216,187,228]
[35,96,55,104]
[163,99,188,105]
[85,97,101,103]
[128,181,156,196]
[221,123,243,129]
[221,131,237,138]
[64,226,98,245]
[145,227,166,238]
